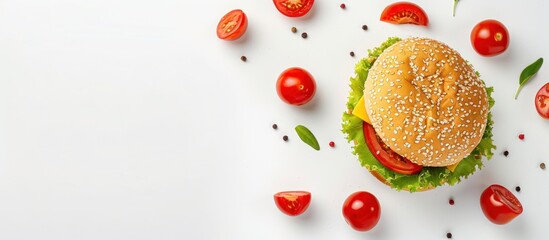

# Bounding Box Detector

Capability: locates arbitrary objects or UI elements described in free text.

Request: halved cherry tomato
[276,67,316,106]
[274,191,311,216]
[480,184,523,225]
[380,2,428,26]
[216,9,248,41]
[535,82,549,119]
[363,122,423,175]
[342,191,381,231]
[273,0,314,17]
[471,19,509,56]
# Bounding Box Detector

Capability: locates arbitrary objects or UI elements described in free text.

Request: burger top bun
[364,37,489,167]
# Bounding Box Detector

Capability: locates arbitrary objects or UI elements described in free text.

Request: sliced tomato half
[216,9,248,41]
[535,82,549,119]
[380,2,429,26]
[273,0,314,17]
[363,122,423,175]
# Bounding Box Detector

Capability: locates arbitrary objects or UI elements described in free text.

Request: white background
[1,0,548,239]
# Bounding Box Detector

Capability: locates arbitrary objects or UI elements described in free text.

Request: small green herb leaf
[295,125,320,151]
[452,0,459,17]
[515,58,544,99]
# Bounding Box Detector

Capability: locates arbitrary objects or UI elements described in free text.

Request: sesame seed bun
[364,37,489,167]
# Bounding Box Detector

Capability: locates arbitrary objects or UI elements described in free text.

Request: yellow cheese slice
[446,161,460,172]
[352,96,371,124]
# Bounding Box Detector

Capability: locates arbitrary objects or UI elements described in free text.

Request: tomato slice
[363,122,423,175]
[480,184,523,225]
[274,191,311,216]
[380,2,429,26]
[273,0,314,17]
[216,9,248,41]
[535,82,549,119]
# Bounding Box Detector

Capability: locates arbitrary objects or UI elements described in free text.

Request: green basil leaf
[295,125,320,151]
[515,57,543,99]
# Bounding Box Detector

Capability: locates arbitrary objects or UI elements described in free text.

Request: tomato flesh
[276,67,316,106]
[535,82,549,119]
[380,2,428,26]
[274,191,311,216]
[480,184,523,225]
[273,0,314,17]
[471,19,509,56]
[342,191,381,231]
[363,122,423,175]
[216,9,248,41]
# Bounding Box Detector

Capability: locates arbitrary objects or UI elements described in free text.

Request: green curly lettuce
[342,37,496,192]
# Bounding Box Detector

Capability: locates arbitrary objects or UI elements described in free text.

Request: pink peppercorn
[518,134,525,140]
[329,141,335,148]
[340,3,346,9]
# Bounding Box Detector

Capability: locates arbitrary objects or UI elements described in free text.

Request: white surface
[1,0,548,239]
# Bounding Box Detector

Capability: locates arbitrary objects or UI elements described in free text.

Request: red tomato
[216,9,248,41]
[535,82,549,119]
[342,191,381,231]
[471,19,509,56]
[480,184,523,225]
[363,122,423,175]
[274,191,311,216]
[276,67,316,106]
[273,0,314,17]
[380,2,428,26]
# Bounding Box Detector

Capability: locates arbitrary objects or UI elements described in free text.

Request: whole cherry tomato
[480,184,523,225]
[273,0,314,17]
[274,191,311,216]
[535,82,549,119]
[380,2,429,26]
[276,67,316,106]
[342,191,381,231]
[471,19,509,57]
[216,9,248,41]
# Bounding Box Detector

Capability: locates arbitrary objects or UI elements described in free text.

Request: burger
[342,37,496,192]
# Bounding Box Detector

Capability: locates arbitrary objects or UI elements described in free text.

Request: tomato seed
[350,51,355,57]
[515,186,521,192]
[272,124,278,130]
[503,150,509,157]
[362,25,368,31]
[283,135,289,141]
[291,27,297,33]
[446,232,452,239]
[540,162,546,170]
[340,3,346,9]
[240,56,247,62]
[518,133,525,140]
[329,141,335,148]
[449,198,455,205]
[301,32,308,39]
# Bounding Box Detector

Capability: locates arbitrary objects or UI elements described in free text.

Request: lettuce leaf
[341,38,496,192]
